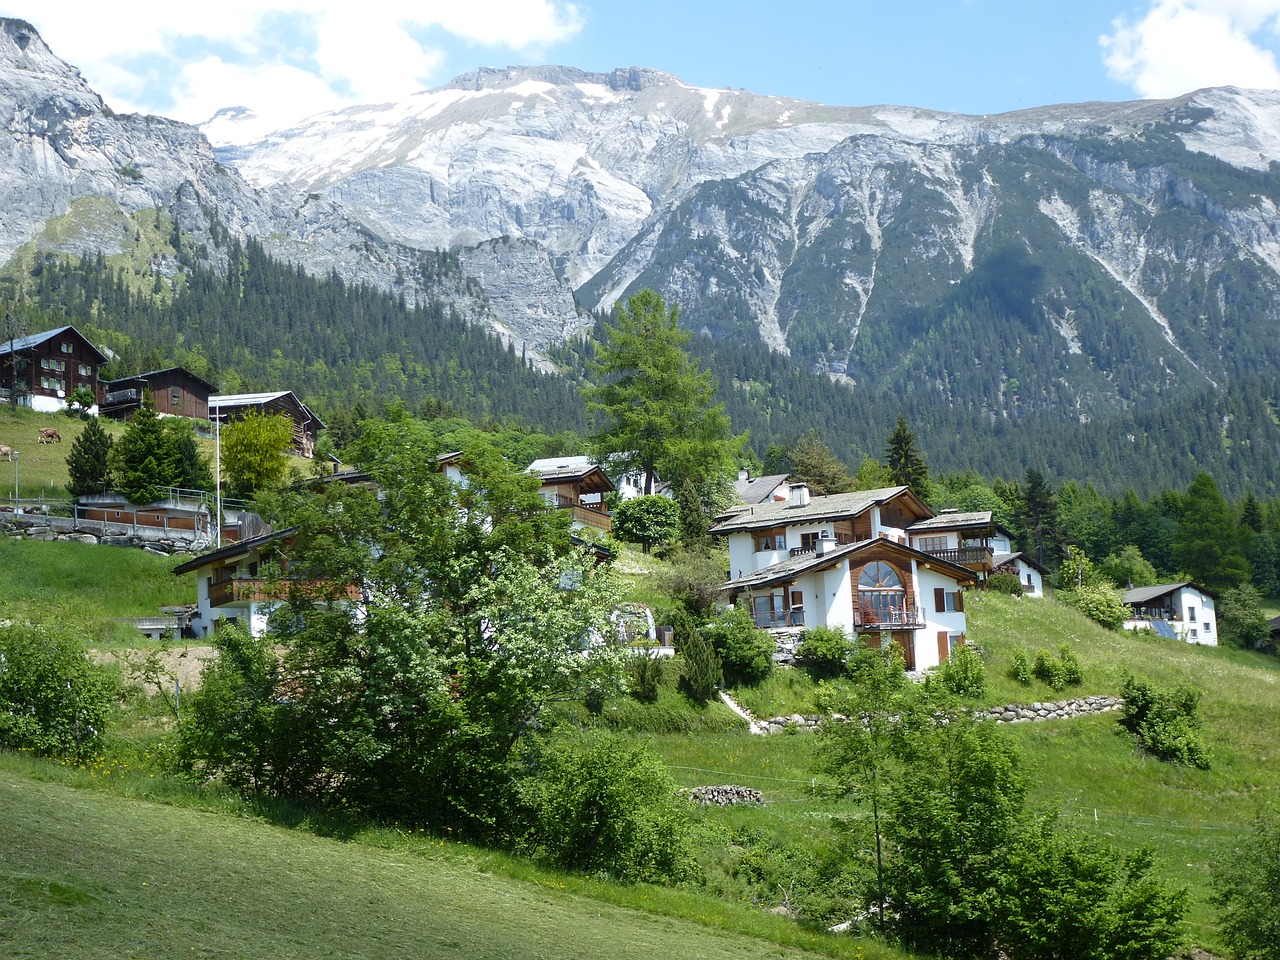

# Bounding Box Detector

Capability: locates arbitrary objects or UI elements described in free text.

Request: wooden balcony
[568,504,611,532]
[209,577,271,607]
[209,578,359,607]
[921,546,994,570]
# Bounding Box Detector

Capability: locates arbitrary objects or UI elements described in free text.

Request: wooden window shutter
[934,587,945,612]
[936,631,949,663]
[956,591,965,612]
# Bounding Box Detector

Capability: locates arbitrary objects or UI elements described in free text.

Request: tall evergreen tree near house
[1013,469,1060,568]
[65,416,113,497]
[884,416,930,498]
[789,430,853,495]
[584,289,742,497]
[1173,472,1250,589]
[111,399,175,505]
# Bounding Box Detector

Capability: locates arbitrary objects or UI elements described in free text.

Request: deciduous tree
[222,409,293,497]
[584,289,742,497]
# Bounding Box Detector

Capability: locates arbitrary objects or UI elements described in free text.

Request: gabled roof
[1123,582,1218,605]
[210,391,325,430]
[0,324,109,363]
[105,366,217,393]
[526,457,615,492]
[992,551,1049,576]
[735,473,791,505]
[710,485,928,535]
[721,536,977,593]
[172,527,296,576]
[908,510,997,533]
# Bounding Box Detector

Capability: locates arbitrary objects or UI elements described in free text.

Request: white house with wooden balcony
[525,457,614,533]
[906,509,1012,581]
[173,529,295,637]
[714,485,977,671]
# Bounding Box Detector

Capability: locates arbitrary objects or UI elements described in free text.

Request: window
[859,562,906,622]
[40,358,49,370]
[1190,628,1198,639]
[1204,621,1212,633]
[917,535,947,553]
[171,387,181,408]
[945,591,959,612]
[753,529,786,552]
[60,341,73,353]
[78,363,90,377]
[1188,605,1197,622]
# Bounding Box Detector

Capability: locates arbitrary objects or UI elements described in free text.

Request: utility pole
[2,310,26,413]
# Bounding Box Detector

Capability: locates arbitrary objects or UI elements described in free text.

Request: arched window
[858,562,905,622]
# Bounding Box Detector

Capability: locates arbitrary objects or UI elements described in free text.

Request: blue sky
[7,1,1280,134]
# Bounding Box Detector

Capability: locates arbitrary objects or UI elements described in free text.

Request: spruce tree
[1173,473,1250,589]
[65,417,113,497]
[884,416,930,497]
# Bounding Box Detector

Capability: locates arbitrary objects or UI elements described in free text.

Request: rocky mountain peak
[444,64,680,93]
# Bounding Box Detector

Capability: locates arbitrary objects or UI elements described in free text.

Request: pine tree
[65,417,113,497]
[884,416,930,497]
[112,398,175,504]
[1014,469,1061,568]
[1173,473,1250,589]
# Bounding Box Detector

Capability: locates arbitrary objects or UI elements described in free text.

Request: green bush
[628,654,664,704]
[702,606,774,687]
[522,736,699,884]
[1119,675,1210,769]
[0,624,117,763]
[1058,584,1129,630]
[1032,649,1067,691]
[938,644,987,698]
[1214,812,1280,960]
[1009,648,1032,685]
[987,571,1024,597]
[1029,646,1084,692]
[796,626,854,680]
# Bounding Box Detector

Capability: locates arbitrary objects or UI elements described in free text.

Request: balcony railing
[209,578,359,607]
[853,604,926,630]
[752,609,806,629]
[569,504,611,532]
[920,546,994,568]
[789,534,855,558]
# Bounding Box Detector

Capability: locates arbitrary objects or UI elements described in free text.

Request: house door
[894,632,916,671]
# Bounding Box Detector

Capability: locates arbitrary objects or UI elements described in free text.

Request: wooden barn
[100,367,216,421]
[210,391,326,458]
[0,324,107,413]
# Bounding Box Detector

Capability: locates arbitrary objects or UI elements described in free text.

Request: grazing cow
[0,444,11,461]
[37,428,61,444]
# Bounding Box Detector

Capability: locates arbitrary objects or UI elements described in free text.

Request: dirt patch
[94,646,217,695]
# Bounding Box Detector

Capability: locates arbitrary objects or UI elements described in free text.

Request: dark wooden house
[0,325,107,413]
[210,391,326,458]
[100,367,217,421]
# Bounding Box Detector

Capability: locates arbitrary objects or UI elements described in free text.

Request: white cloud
[1102,1,1280,98]
[6,1,583,129]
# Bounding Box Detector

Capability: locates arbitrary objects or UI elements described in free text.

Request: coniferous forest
[14,240,1280,498]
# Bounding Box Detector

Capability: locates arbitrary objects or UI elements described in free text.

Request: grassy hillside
[0,537,195,644]
[0,406,126,499]
[0,757,891,960]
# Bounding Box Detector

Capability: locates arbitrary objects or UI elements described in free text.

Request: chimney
[815,532,833,557]
[788,483,811,508]
[738,467,749,483]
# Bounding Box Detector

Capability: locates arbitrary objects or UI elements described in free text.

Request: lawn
[0,536,195,643]
[0,757,895,960]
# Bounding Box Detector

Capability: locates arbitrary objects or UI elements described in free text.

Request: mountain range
[3,17,1280,492]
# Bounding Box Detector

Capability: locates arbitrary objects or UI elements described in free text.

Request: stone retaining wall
[750,695,1124,735]
[681,785,765,806]
[1,515,205,556]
